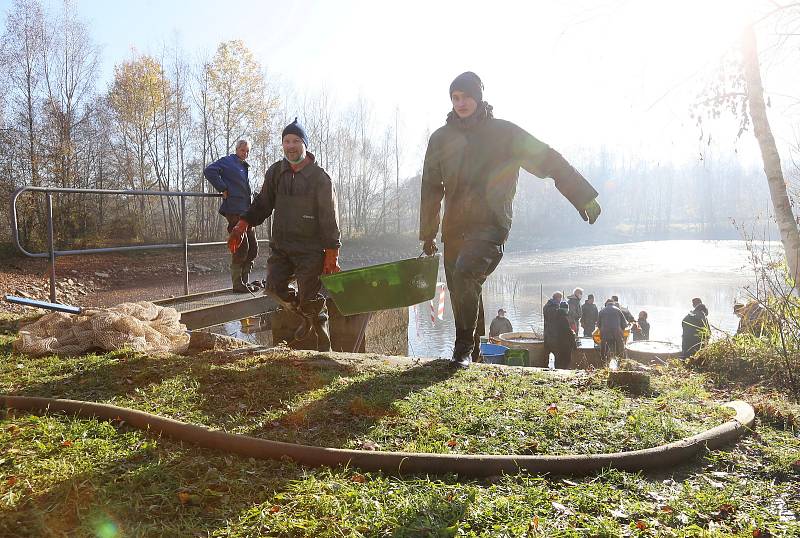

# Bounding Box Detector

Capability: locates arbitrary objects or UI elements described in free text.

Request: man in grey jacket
[566,287,583,333]
[419,71,601,368]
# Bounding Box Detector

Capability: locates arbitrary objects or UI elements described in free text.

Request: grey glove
[579,198,601,224]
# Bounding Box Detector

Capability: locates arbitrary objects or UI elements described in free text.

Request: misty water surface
[408,239,779,358]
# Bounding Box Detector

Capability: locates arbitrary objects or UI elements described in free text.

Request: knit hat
[282,117,308,147]
[449,71,483,103]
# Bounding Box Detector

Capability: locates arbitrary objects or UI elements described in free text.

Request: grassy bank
[1,332,799,536]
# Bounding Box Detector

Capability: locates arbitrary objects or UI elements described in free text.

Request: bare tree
[2,0,45,188]
[742,19,800,287]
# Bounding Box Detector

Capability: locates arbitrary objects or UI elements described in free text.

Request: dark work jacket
[548,310,577,352]
[580,302,599,332]
[632,318,650,341]
[566,295,582,329]
[542,298,561,344]
[681,311,707,357]
[598,304,626,338]
[489,316,513,337]
[243,152,341,252]
[203,154,251,215]
[419,103,598,244]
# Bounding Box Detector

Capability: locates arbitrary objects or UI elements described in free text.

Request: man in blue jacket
[204,139,258,292]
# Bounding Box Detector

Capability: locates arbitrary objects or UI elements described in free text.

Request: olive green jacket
[419,107,598,244]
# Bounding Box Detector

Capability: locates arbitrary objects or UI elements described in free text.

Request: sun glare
[621,1,756,72]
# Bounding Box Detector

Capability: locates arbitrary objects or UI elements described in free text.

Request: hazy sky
[4,0,795,174]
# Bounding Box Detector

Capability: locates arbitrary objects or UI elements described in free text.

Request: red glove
[227,219,249,254]
[323,248,341,274]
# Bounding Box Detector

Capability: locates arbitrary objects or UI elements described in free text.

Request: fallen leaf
[610,508,628,519]
[447,439,458,448]
[6,476,17,487]
[60,440,73,448]
[177,492,192,504]
[5,425,19,435]
[718,503,735,515]
[636,520,648,530]
[791,460,800,473]
[547,403,559,415]
[523,441,540,453]
[269,505,280,513]
[659,504,674,513]
[351,473,366,483]
[530,515,540,530]
[359,440,378,451]
[552,502,573,515]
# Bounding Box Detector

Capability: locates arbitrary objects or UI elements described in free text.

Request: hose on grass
[1,395,754,477]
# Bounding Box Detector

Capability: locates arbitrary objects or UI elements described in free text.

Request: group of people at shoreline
[541,289,651,369]
[489,291,727,369]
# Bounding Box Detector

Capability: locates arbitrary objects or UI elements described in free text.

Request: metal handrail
[9,185,246,303]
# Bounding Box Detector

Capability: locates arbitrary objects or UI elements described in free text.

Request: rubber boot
[451,328,474,369]
[231,263,249,293]
[303,297,331,352]
[241,261,256,292]
[262,287,313,341]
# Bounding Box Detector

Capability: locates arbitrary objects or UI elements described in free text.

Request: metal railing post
[181,195,189,295]
[9,186,276,298]
[46,192,56,303]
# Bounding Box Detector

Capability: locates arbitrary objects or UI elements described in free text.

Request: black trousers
[266,247,330,351]
[553,348,572,370]
[225,213,258,266]
[444,238,504,356]
[600,334,625,361]
[265,247,325,305]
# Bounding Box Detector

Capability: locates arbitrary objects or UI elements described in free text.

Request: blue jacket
[203,154,251,215]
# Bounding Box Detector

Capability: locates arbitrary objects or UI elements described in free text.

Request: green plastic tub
[321,255,441,315]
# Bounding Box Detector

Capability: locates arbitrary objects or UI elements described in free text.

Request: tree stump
[608,370,651,395]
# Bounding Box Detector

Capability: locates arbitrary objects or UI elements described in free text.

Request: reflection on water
[408,240,780,358]
[208,316,272,346]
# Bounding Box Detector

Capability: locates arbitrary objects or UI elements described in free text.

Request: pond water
[407,240,779,358]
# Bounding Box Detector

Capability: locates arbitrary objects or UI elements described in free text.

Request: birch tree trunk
[742,23,800,287]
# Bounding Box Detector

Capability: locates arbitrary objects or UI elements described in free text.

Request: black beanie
[282,117,308,147]
[449,71,483,103]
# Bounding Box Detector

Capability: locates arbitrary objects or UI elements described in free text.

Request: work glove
[323,248,341,274]
[579,198,601,224]
[227,219,249,253]
[422,238,438,256]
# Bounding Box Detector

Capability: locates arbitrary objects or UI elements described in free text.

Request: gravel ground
[0,248,232,314]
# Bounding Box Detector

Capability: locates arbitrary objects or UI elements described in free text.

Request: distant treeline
[0,0,775,253]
